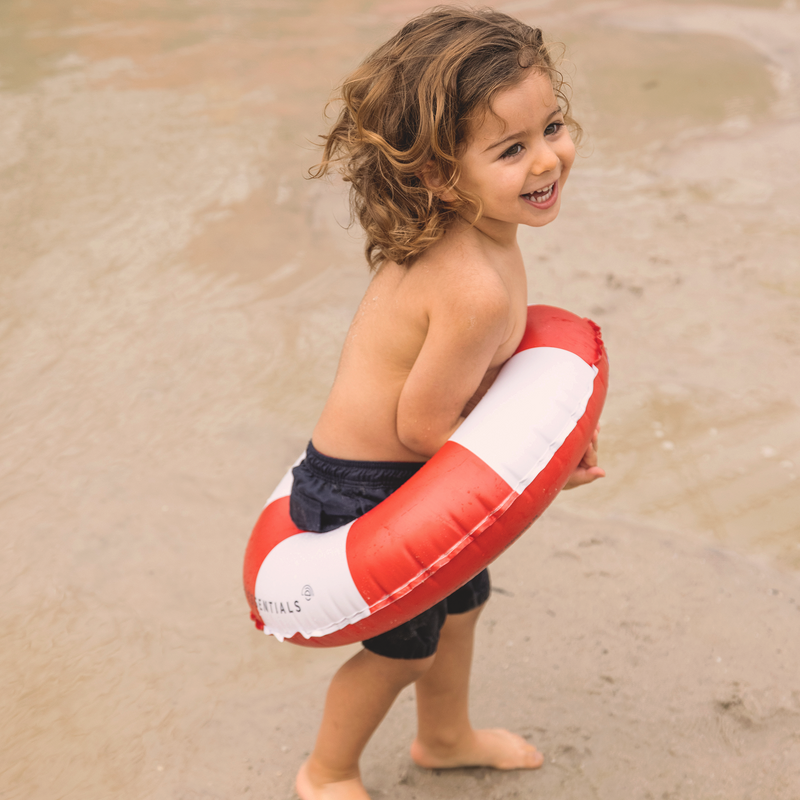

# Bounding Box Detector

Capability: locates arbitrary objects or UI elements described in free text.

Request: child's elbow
[397,420,458,459]
[397,429,439,459]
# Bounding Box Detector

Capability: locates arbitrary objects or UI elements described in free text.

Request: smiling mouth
[522,182,556,204]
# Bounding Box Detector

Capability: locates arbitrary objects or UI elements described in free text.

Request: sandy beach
[1,0,799,798]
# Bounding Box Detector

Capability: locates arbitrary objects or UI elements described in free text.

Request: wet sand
[1,0,799,798]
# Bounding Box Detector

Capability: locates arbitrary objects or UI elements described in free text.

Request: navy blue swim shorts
[289,441,491,659]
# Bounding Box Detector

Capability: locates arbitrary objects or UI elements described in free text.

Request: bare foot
[410,728,544,771]
[295,759,372,800]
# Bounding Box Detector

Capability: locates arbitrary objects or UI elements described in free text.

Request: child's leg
[297,647,434,800]
[410,603,544,770]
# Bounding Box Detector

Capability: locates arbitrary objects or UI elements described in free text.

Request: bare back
[313,225,529,462]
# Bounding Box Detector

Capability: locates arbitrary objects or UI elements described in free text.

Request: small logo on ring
[301,585,314,601]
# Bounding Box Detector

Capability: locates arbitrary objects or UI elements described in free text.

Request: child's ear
[418,161,457,203]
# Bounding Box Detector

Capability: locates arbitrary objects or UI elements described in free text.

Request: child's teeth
[529,183,553,200]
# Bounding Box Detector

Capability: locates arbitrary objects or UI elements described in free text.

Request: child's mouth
[522,181,557,208]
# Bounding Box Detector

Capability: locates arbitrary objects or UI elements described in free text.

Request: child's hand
[563,427,605,490]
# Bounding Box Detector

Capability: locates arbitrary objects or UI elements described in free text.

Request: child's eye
[545,121,565,137]
[500,143,524,159]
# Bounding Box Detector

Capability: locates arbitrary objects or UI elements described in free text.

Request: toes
[481,730,544,770]
[523,746,544,769]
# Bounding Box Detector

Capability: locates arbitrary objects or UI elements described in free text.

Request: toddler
[289,8,604,799]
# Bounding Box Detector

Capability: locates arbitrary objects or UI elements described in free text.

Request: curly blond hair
[310,6,579,270]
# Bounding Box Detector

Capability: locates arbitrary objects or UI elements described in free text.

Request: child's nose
[529,144,559,176]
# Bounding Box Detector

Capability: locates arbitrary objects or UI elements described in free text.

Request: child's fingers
[564,429,605,489]
[578,465,604,483]
[563,464,605,490]
[579,427,602,467]
[581,442,599,468]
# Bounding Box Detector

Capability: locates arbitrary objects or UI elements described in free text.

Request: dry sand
[1,0,799,798]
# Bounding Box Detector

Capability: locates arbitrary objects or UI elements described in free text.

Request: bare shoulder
[405,239,516,329]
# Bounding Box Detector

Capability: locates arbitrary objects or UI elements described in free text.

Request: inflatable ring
[244,305,608,647]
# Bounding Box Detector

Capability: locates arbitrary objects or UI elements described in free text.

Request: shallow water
[1,0,799,797]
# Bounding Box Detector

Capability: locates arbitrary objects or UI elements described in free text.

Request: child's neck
[454,216,521,255]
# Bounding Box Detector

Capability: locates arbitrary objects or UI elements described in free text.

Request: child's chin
[526,204,560,226]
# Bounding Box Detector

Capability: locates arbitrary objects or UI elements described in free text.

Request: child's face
[455,69,575,236]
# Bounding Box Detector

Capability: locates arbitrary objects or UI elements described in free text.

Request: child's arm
[563,427,605,489]
[396,285,511,459]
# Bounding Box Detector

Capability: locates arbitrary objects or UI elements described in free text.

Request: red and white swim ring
[244,305,608,648]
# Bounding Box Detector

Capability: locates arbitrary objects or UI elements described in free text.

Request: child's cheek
[560,139,576,179]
